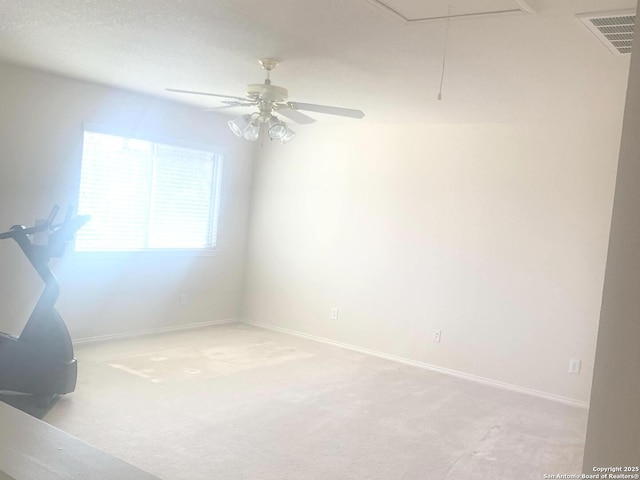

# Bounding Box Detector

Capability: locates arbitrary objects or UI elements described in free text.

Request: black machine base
[0,206,89,418]
[0,391,62,419]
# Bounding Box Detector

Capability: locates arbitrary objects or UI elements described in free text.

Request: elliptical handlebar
[49,205,62,225]
[0,229,15,240]
[0,224,46,240]
[0,205,61,239]
[0,205,90,257]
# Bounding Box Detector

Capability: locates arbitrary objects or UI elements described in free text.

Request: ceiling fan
[166,59,365,143]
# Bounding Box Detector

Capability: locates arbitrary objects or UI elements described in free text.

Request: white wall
[0,19,631,408]
[242,84,627,403]
[0,62,255,339]
[583,14,640,467]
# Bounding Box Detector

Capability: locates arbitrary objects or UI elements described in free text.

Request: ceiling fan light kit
[228,112,296,144]
[167,59,365,144]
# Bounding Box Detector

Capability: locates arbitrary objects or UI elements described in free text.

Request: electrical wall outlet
[569,358,581,375]
[433,329,441,343]
[180,293,187,306]
[330,307,339,321]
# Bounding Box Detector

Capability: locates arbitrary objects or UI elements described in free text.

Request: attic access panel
[366,0,535,23]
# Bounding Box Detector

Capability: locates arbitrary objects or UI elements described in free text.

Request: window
[76,128,222,252]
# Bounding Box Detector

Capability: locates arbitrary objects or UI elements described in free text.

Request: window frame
[75,124,225,255]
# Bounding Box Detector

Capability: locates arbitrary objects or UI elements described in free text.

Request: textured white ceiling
[0,0,635,123]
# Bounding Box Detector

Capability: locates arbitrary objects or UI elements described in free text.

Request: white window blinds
[76,130,222,251]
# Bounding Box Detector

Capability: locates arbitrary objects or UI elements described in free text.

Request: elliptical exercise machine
[0,206,89,416]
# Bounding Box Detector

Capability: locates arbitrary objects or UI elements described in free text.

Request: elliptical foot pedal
[0,391,62,419]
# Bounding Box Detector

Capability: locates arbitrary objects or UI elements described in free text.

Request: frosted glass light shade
[268,118,288,140]
[243,118,261,141]
[228,115,252,137]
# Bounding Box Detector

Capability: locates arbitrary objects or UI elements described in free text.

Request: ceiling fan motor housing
[246,83,288,102]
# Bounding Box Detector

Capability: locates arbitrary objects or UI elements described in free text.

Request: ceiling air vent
[577,10,636,56]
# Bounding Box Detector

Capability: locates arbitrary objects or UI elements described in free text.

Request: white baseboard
[73,318,240,345]
[244,320,590,410]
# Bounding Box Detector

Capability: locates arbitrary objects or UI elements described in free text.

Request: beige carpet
[46,323,586,479]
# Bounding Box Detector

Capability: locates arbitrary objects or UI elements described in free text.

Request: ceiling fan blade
[287,101,365,119]
[275,106,316,124]
[223,99,259,106]
[203,105,238,111]
[203,101,258,111]
[166,88,249,102]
